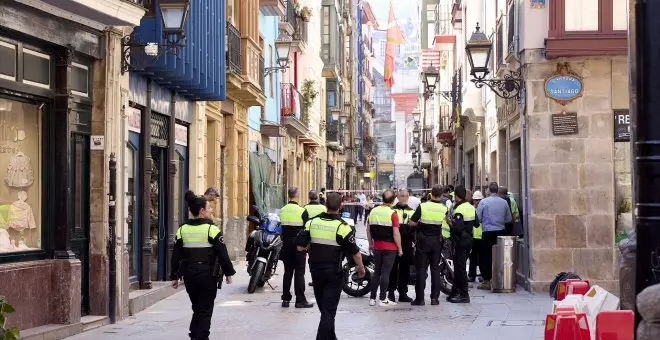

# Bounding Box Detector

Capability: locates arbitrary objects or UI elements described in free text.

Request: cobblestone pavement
[68,220,551,340]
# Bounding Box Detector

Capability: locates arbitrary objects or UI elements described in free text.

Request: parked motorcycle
[341,213,375,297]
[245,207,283,294]
[408,238,454,295]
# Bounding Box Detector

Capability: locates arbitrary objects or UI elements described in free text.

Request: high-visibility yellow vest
[175,223,221,262]
[176,223,221,248]
[452,201,476,236]
[304,203,327,219]
[280,202,306,237]
[418,201,450,238]
[393,205,415,235]
[306,216,352,265]
[368,205,395,242]
[473,223,483,239]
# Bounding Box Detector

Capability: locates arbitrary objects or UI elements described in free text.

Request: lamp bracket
[438,91,452,102]
[121,31,186,75]
[471,69,523,99]
[264,66,288,76]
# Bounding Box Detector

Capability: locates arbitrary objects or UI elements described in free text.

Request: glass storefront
[0,98,41,253]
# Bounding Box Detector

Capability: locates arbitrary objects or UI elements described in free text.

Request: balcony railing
[242,39,261,86]
[423,125,434,151]
[227,22,242,75]
[281,83,301,120]
[280,0,296,28]
[326,120,342,144]
[292,16,308,45]
[259,55,265,93]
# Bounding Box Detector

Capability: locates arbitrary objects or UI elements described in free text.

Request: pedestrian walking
[388,188,415,303]
[468,190,484,282]
[409,184,449,306]
[366,189,403,306]
[279,187,313,308]
[445,186,476,303]
[296,192,365,340]
[475,182,512,290]
[170,191,236,340]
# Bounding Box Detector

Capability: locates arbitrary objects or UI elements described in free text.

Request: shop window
[0,99,42,254]
[0,41,16,81]
[71,63,89,97]
[22,48,50,89]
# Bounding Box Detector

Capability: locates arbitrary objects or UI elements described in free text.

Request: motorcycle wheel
[248,261,266,294]
[438,258,454,296]
[342,266,371,297]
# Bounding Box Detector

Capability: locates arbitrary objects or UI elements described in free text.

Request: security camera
[145,43,159,57]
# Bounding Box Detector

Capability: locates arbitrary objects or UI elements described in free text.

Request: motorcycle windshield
[260,231,278,247]
[265,223,282,234]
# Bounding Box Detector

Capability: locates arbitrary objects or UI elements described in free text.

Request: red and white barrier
[545,281,633,340]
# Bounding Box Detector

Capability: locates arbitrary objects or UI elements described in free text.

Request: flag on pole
[384,3,405,89]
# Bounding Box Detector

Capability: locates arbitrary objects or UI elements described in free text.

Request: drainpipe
[108,153,117,323]
[166,91,177,279]
[139,78,153,289]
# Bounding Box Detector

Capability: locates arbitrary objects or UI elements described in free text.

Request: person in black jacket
[171,191,236,340]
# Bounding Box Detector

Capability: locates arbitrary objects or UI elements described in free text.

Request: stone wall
[526,54,623,293]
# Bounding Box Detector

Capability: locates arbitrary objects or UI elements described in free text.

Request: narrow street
[67,221,551,340]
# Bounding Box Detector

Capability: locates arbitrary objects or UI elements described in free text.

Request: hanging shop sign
[128,107,141,133]
[614,109,630,142]
[175,123,188,146]
[551,111,579,136]
[545,63,584,106]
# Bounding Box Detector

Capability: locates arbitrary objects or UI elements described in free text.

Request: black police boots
[398,293,413,303]
[387,292,396,302]
[448,294,470,304]
[295,301,314,308]
[411,299,425,306]
[431,299,440,305]
[282,301,290,308]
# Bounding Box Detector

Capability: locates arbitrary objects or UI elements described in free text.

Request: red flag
[384,3,405,89]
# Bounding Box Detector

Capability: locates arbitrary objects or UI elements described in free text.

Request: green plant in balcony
[300,79,317,125]
[0,297,19,340]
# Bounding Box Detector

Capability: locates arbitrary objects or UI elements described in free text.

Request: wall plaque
[545,63,584,106]
[614,109,630,142]
[551,112,579,136]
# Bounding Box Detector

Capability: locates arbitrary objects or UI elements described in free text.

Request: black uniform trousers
[281,239,307,302]
[451,237,472,297]
[468,238,482,280]
[310,265,343,340]
[183,263,218,340]
[414,235,443,300]
[388,234,414,295]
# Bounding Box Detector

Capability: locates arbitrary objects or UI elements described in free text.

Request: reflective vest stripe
[419,218,443,225]
[183,242,213,248]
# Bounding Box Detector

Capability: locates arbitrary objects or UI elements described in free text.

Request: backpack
[549,272,582,299]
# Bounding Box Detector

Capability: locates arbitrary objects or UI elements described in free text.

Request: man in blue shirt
[475,182,512,290]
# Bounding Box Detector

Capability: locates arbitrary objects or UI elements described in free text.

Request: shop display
[8,191,36,231]
[5,152,34,188]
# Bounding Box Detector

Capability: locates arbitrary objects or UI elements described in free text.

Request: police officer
[388,188,416,303]
[305,190,327,287]
[171,191,236,340]
[296,192,365,340]
[409,184,449,306]
[445,186,476,303]
[305,190,327,219]
[279,187,313,308]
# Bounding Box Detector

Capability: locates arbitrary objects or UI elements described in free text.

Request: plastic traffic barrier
[568,281,591,296]
[557,279,590,301]
[545,309,591,340]
[595,310,634,340]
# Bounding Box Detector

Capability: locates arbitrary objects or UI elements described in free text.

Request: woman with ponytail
[171,190,236,340]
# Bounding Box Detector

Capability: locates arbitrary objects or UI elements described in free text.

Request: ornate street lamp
[331,110,340,121]
[465,23,523,99]
[265,32,293,76]
[339,113,348,126]
[121,0,191,74]
[413,126,420,139]
[412,110,421,123]
[422,64,439,96]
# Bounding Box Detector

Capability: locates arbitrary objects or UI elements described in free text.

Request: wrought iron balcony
[437,105,455,145]
[226,22,242,75]
[291,16,308,52]
[279,0,296,34]
[423,125,434,152]
[281,83,308,136]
